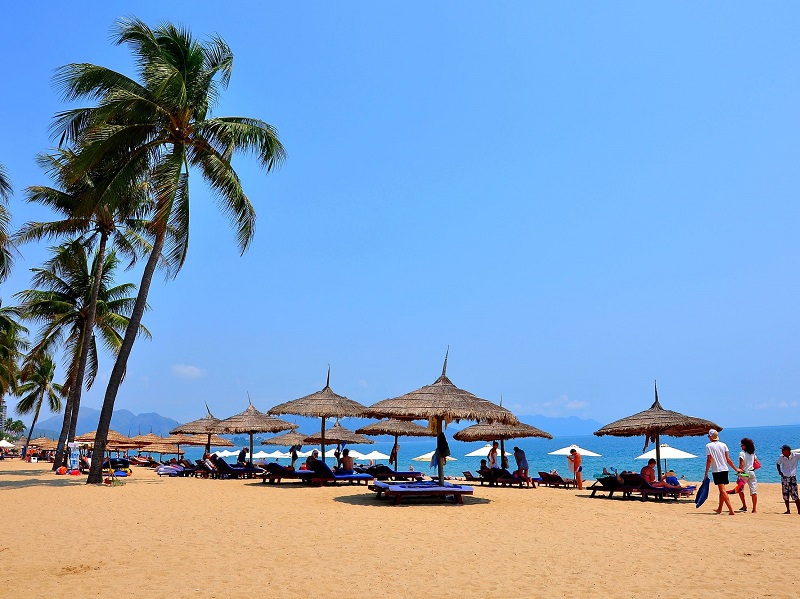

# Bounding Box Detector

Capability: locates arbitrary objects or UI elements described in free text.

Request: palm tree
[16,353,64,449]
[15,242,149,458]
[0,300,28,414]
[54,19,284,483]
[0,161,14,282]
[17,150,153,468]
[2,417,26,440]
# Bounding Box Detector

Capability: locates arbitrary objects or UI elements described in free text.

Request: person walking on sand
[568,448,583,490]
[704,429,741,515]
[776,444,800,515]
[737,437,758,513]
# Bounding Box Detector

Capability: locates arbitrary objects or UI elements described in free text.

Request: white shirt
[739,451,756,472]
[705,440,730,473]
[777,453,799,478]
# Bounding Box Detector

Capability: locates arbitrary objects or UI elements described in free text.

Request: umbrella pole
[205,433,211,456]
[500,439,506,470]
[393,434,399,470]
[249,433,254,466]
[320,417,327,466]
[436,417,444,486]
[655,434,662,480]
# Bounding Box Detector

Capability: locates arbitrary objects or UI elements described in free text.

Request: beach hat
[708,429,718,440]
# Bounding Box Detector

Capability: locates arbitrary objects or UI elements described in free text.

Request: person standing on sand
[704,429,741,515]
[776,444,800,515]
[737,437,758,513]
[568,448,583,489]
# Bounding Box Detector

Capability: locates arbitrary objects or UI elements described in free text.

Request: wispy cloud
[755,399,799,410]
[172,364,205,380]
[358,379,368,388]
[533,394,589,417]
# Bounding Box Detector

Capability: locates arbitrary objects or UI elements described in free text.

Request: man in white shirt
[776,444,800,515]
[704,429,741,516]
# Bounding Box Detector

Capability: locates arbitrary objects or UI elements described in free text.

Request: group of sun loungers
[588,472,696,500]
[462,471,537,488]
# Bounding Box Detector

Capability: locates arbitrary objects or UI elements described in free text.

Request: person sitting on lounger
[641,459,681,488]
[305,450,319,470]
[237,447,249,466]
[335,448,354,474]
[478,459,492,478]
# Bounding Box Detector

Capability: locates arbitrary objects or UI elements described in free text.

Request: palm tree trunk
[51,397,74,469]
[25,398,43,454]
[87,229,165,484]
[53,232,109,470]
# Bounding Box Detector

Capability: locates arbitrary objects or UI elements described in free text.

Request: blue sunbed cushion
[310,460,335,478]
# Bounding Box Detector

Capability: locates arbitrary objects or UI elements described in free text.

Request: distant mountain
[34,407,180,438]
[29,410,601,442]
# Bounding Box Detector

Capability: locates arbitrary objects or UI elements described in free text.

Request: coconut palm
[2,417,26,440]
[16,353,64,449]
[15,242,149,461]
[17,149,154,468]
[53,18,284,483]
[0,300,28,408]
[0,162,14,282]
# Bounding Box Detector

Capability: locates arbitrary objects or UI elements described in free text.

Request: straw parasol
[27,437,58,451]
[217,402,297,464]
[170,404,229,454]
[302,422,373,446]
[355,419,436,470]
[363,350,518,485]
[594,381,722,479]
[453,420,552,469]
[261,431,309,447]
[268,367,369,465]
[75,430,136,453]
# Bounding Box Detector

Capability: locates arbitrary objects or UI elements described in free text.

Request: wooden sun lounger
[261,467,317,484]
[621,473,695,500]
[589,475,638,499]
[463,471,486,485]
[311,472,374,486]
[495,476,535,488]
[370,480,474,505]
[538,471,577,489]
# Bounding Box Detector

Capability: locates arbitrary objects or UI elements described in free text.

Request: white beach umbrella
[360,450,391,461]
[0,439,14,448]
[251,451,270,459]
[263,450,292,459]
[547,444,602,457]
[214,449,239,458]
[412,450,457,462]
[464,443,512,458]
[635,443,697,472]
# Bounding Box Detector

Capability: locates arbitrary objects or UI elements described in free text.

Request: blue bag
[695,476,710,508]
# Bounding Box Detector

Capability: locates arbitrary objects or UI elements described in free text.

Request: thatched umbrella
[261,431,309,447]
[130,433,163,448]
[303,423,373,446]
[363,350,518,485]
[170,405,228,455]
[594,381,722,479]
[268,367,369,465]
[453,421,552,470]
[356,419,435,470]
[217,402,297,465]
[142,443,184,458]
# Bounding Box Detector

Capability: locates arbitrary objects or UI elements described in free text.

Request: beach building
[0,397,6,429]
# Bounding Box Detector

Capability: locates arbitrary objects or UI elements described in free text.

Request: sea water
[179,424,799,483]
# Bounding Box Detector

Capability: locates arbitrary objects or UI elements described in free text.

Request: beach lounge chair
[462,471,486,485]
[212,456,263,479]
[538,471,577,489]
[621,473,694,500]
[370,480,474,505]
[495,474,535,488]
[588,475,637,499]
[260,463,317,484]
[355,465,423,481]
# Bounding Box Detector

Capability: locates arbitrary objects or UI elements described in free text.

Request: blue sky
[1,4,799,429]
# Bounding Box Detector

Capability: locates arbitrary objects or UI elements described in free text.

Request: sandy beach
[0,460,796,599]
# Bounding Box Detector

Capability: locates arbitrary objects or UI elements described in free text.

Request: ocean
[179,423,800,483]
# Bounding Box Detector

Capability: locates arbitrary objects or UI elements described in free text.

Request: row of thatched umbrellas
[170,352,721,485]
